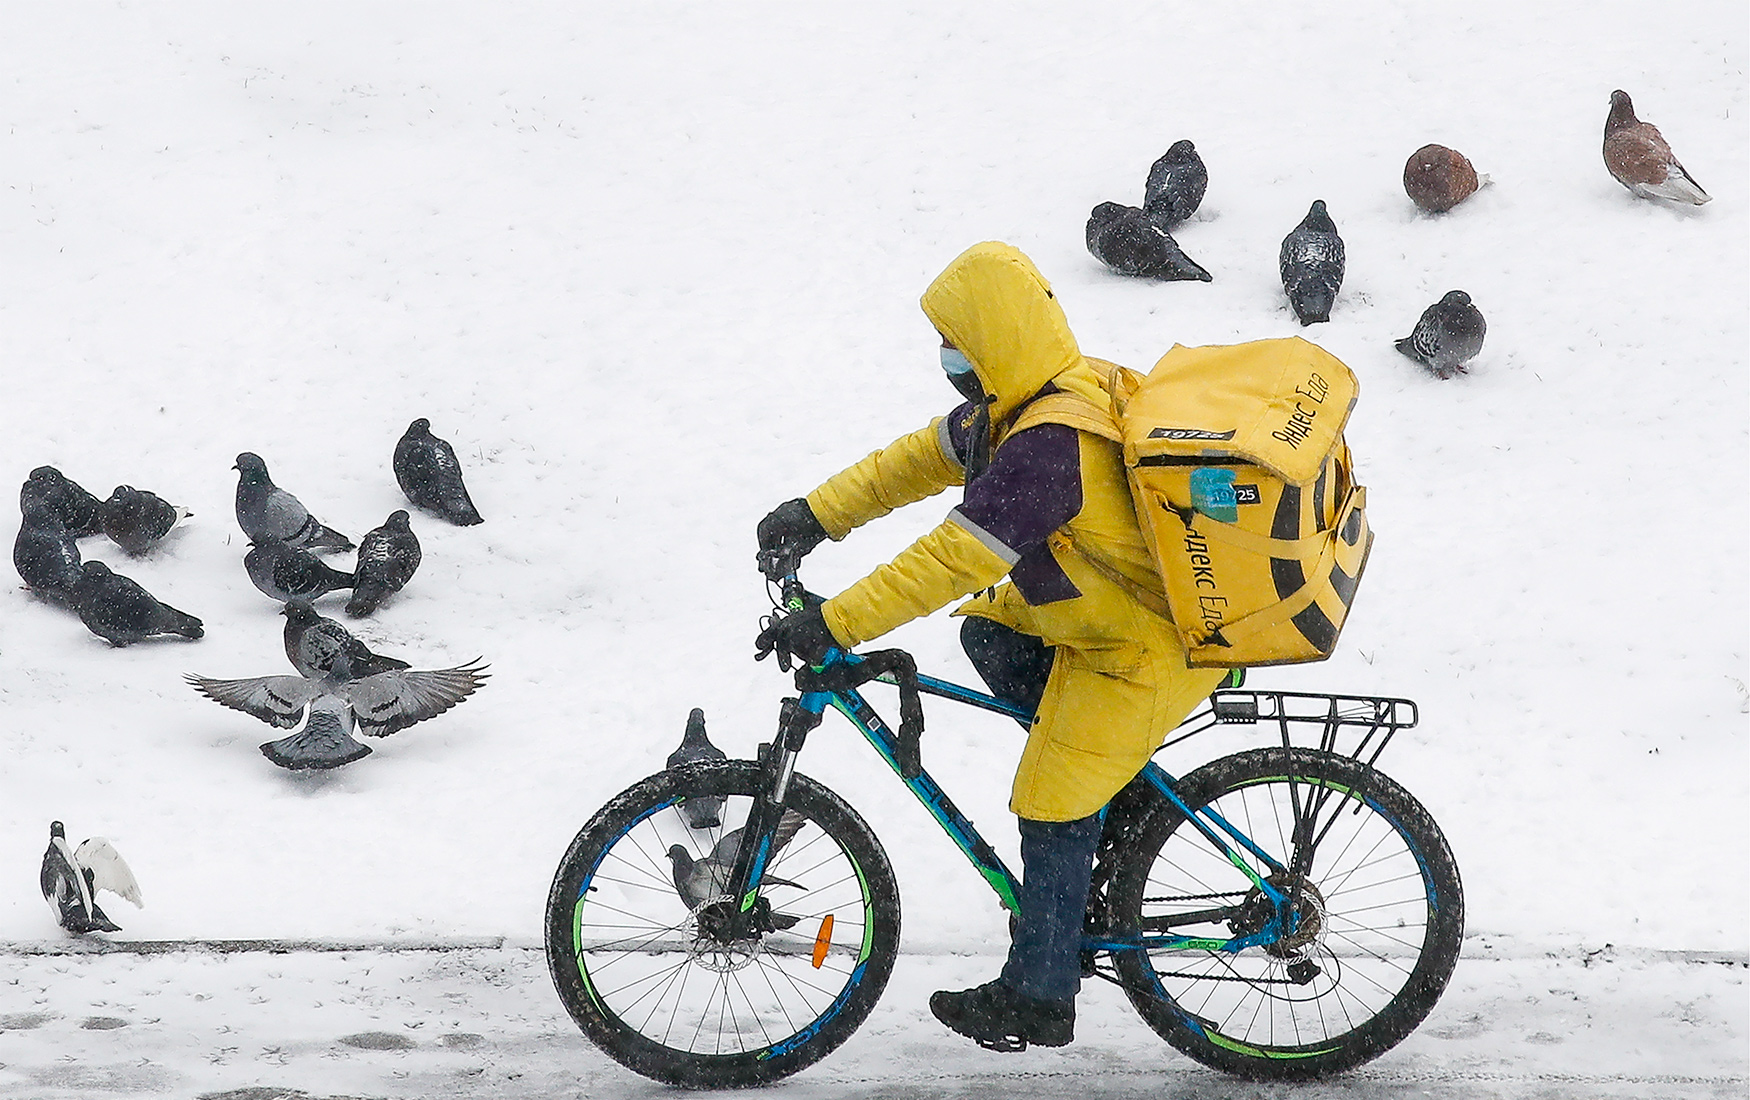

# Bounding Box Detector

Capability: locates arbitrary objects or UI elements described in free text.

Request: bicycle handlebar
[759,562,927,780]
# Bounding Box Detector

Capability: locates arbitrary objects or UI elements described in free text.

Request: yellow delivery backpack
[1012,337,1373,667]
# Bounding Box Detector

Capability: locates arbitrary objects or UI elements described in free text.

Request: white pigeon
[40,821,143,934]
[186,662,489,770]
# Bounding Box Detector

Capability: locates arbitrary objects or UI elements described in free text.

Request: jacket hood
[920,242,1084,424]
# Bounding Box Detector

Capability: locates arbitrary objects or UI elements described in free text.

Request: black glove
[755,605,839,669]
[756,498,828,577]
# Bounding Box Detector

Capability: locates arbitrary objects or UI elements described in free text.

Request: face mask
[941,346,984,402]
[940,346,975,377]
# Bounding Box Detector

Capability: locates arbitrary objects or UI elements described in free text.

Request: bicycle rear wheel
[1111,747,1462,1080]
[545,760,900,1088]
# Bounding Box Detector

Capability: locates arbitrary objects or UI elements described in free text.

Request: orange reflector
[810,914,835,969]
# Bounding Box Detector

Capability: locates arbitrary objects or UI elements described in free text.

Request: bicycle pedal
[976,1035,1028,1053]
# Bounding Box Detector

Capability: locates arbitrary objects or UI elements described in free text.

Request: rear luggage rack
[1163,690,1418,770]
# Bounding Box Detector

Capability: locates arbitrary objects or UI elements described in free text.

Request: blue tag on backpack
[1189,468,1239,523]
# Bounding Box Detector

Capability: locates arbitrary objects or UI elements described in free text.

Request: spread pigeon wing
[73,838,144,908]
[343,661,490,737]
[185,673,322,728]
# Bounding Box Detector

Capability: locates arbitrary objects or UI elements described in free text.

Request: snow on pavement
[0,941,1742,1100]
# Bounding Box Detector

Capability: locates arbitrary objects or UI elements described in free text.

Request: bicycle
[544,564,1463,1088]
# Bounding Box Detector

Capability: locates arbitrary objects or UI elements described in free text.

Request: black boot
[929,980,1074,1051]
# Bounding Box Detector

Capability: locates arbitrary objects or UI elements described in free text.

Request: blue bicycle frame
[792,649,1296,957]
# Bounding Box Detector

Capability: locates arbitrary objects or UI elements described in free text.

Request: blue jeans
[961,618,1102,1005]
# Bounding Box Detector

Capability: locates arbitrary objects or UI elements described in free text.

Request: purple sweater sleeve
[954,424,1084,555]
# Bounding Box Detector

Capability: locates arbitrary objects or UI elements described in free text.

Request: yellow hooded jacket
[807,242,1230,821]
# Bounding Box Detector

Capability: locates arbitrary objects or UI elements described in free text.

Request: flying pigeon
[186,661,489,770]
[1403,144,1489,214]
[20,467,103,538]
[233,453,354,553]
[282,597,409,682]
[346,510,422,618]
[1142,139,1208,226]
[71,561,203,645]
[1604,90,1710,205]
[15,501,83,601]
[1085,202,1212,282]
[41,821,143,934]
[667,708,728,828]
[245,539,355,603]
[99,485,190,556]
[665,810,806,926]
[1395,291,1487,379]
[394,419,483,526]
[1279,199,1345,325]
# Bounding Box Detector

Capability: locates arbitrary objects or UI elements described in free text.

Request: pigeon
[41,821,143,934]
[71,561,203,645]
[99,485,190,556]
[1085,202,1212,282]
[1142,139,1208,226]
[1279,199,1345,325]
[233,453,354,553]
[665,810,806,926]
[667,708,728,828]
[394,419,483,526]
[20,467,103,538]
[345,510,422,618]
[1395,291,1487,379]
[282,597,410,682]
[1403,144,1489,214]
[186,661,489,770]
[245,539,356,603]
[1604,90,1710,205]
[14,501,83,601]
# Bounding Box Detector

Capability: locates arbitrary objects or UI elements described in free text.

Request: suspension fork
[717,694,822,934]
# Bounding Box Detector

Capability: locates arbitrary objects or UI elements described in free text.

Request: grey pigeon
[71,561,203,645]
[1395,291,1486,379]
[394,419,483,526]
[667,708,727,828]
[186,661,489,770]
[1085,202,1212,282]
[245,539,355,603]
[1279,199,1345,325]
[40,821,143,934]
[346,510,421,618]
[1604,90,1709,205]
[233,453,354,553]
[282,597,410,682]
[15,501,83,601]
[665,810,806,925]
[1142,139,1208,226]
[100,485,190,556]
[21,467,103,538]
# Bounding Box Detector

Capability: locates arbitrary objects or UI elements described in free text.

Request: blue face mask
[940,346,975,377]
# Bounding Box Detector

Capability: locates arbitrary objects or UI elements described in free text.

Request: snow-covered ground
[0,942,1744,1100]
[0,1,1745,1092]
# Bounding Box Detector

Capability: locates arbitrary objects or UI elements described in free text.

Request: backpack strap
[1187,486,1365,651]
[1008,392,1122,442]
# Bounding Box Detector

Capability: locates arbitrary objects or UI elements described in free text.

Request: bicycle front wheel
[1111,748,1462,1080]
[544,760,900,1088]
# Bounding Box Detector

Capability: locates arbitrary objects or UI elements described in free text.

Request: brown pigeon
[1603,90,1710,205]
[1403,144,1488,213]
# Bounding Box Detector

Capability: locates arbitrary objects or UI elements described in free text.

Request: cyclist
[755,240,1232,1050]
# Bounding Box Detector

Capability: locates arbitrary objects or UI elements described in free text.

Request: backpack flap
[1123,337,1358,486]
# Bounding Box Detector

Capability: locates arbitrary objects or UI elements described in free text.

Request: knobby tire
[544,761,900,1088]
[1110,747,1463,1080]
